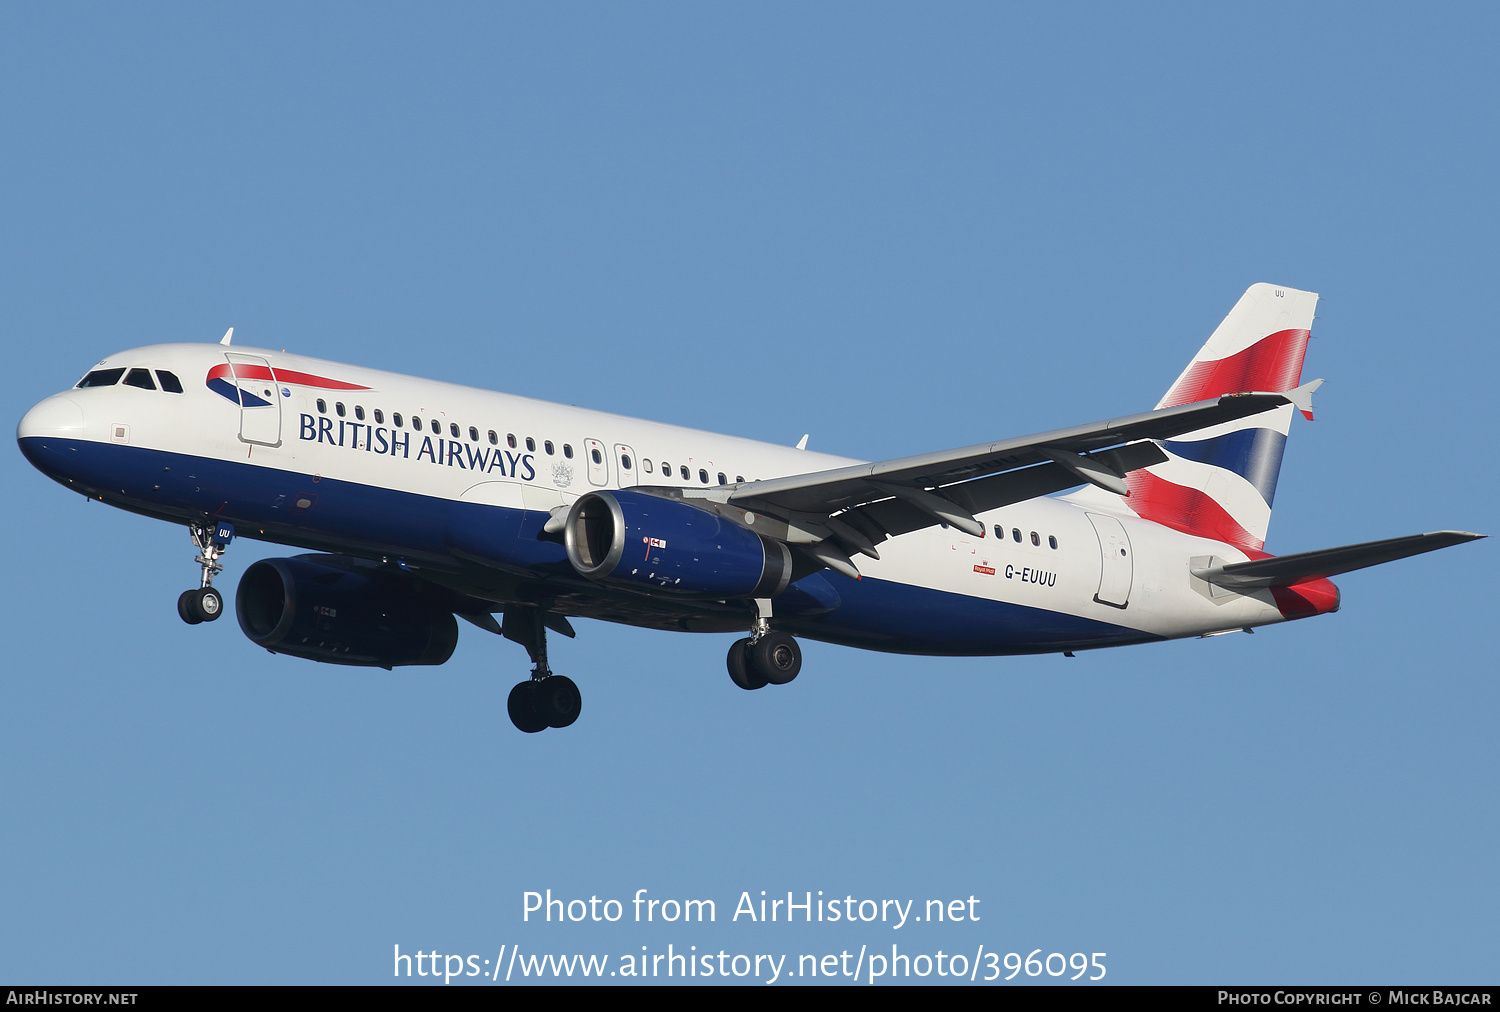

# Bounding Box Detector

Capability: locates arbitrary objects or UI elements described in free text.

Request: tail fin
[1122,283,1319,552]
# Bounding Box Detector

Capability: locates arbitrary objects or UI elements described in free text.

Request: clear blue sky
[2,3,1494,984]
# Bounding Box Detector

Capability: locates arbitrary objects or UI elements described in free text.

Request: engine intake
[564,490,791,599]
[236,555,458,668]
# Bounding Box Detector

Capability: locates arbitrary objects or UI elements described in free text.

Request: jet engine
[235,555,458,668]
[564,490,792,599]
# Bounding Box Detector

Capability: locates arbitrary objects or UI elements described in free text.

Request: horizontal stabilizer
[1287,377,1323,421]
[1192,531,1484,589]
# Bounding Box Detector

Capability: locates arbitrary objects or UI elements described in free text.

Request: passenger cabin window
[374,409,384,424]
[123,368,156,390]
[393,413,404,427]
[354,405,365,420]
[450,423,460,438]
[469,426,479,442]
[680,465,689,481]
[1031,531,1040,546]
[563,443,573,459]
[77,368,125,388]
[488,430,498,445]
[317,399,328,414]
[526,437,536,452]
[507,434,517,448]
[544,440,554,455]
[717,472,726,485]
[698,468,708,484]
[621,454,633,470]
[1049,535,1058,549]
[735,475,744,483]
[336,402,346,417]
[589,447,600,464]
[155,371,183,393]
[643,460,654,473]
[1012,528,1022,543]
[994,524,1004,539]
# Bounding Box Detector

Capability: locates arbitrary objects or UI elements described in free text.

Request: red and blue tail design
[1121,284,1318,553]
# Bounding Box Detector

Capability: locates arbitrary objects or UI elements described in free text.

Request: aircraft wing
[682,387,1320,576]
[732,390,1312,516]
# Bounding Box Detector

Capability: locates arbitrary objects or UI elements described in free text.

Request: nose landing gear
[178,522,233,624]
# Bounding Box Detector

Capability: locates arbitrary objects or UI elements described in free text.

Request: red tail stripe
[1123,470,1263,552]
[206,363,370,391]
[1271,579,1340,620]
[1162,329,1310,407]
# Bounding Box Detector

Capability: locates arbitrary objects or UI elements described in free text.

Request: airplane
[16,283,1482,734]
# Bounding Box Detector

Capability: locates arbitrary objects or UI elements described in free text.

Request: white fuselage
[19,342,1294,655]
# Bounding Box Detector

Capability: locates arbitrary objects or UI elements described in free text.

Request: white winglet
[1287,377,1323,421]
[220,327,234,346]
[795,434,809,450]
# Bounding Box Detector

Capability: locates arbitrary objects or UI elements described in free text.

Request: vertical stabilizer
[1120,284,1318,552]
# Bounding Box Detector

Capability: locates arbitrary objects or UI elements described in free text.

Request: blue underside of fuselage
[18,436,1160,656]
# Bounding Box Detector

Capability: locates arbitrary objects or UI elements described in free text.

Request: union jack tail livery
[1121,283,1318,553]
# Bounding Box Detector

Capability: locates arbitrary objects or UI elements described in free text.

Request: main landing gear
[726,599,802,690]
[178,521,234,625]
[503,606,582,733]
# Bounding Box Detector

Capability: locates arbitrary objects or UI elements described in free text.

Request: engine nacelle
[235,555,458,668]
[564,490,792,599]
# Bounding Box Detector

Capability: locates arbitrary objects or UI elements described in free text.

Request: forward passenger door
[225,353,282,447]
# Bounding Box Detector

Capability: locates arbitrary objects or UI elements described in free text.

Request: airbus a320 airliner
[17,284,1481,733]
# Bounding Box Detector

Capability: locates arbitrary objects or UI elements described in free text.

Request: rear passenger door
[1087,513,1133,607]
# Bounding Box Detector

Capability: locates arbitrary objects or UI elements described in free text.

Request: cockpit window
[123,368,157,391]
[155,370,184,393]
[77,368,125,388]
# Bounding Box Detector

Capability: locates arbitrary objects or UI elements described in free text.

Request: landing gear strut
[727,598,802,690]
[178,521,233,624]
[503,606,581,733]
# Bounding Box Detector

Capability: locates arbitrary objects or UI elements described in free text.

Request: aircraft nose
[17,394,85,441]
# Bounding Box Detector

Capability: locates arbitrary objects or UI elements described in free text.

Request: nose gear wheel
[178,587,223,624]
